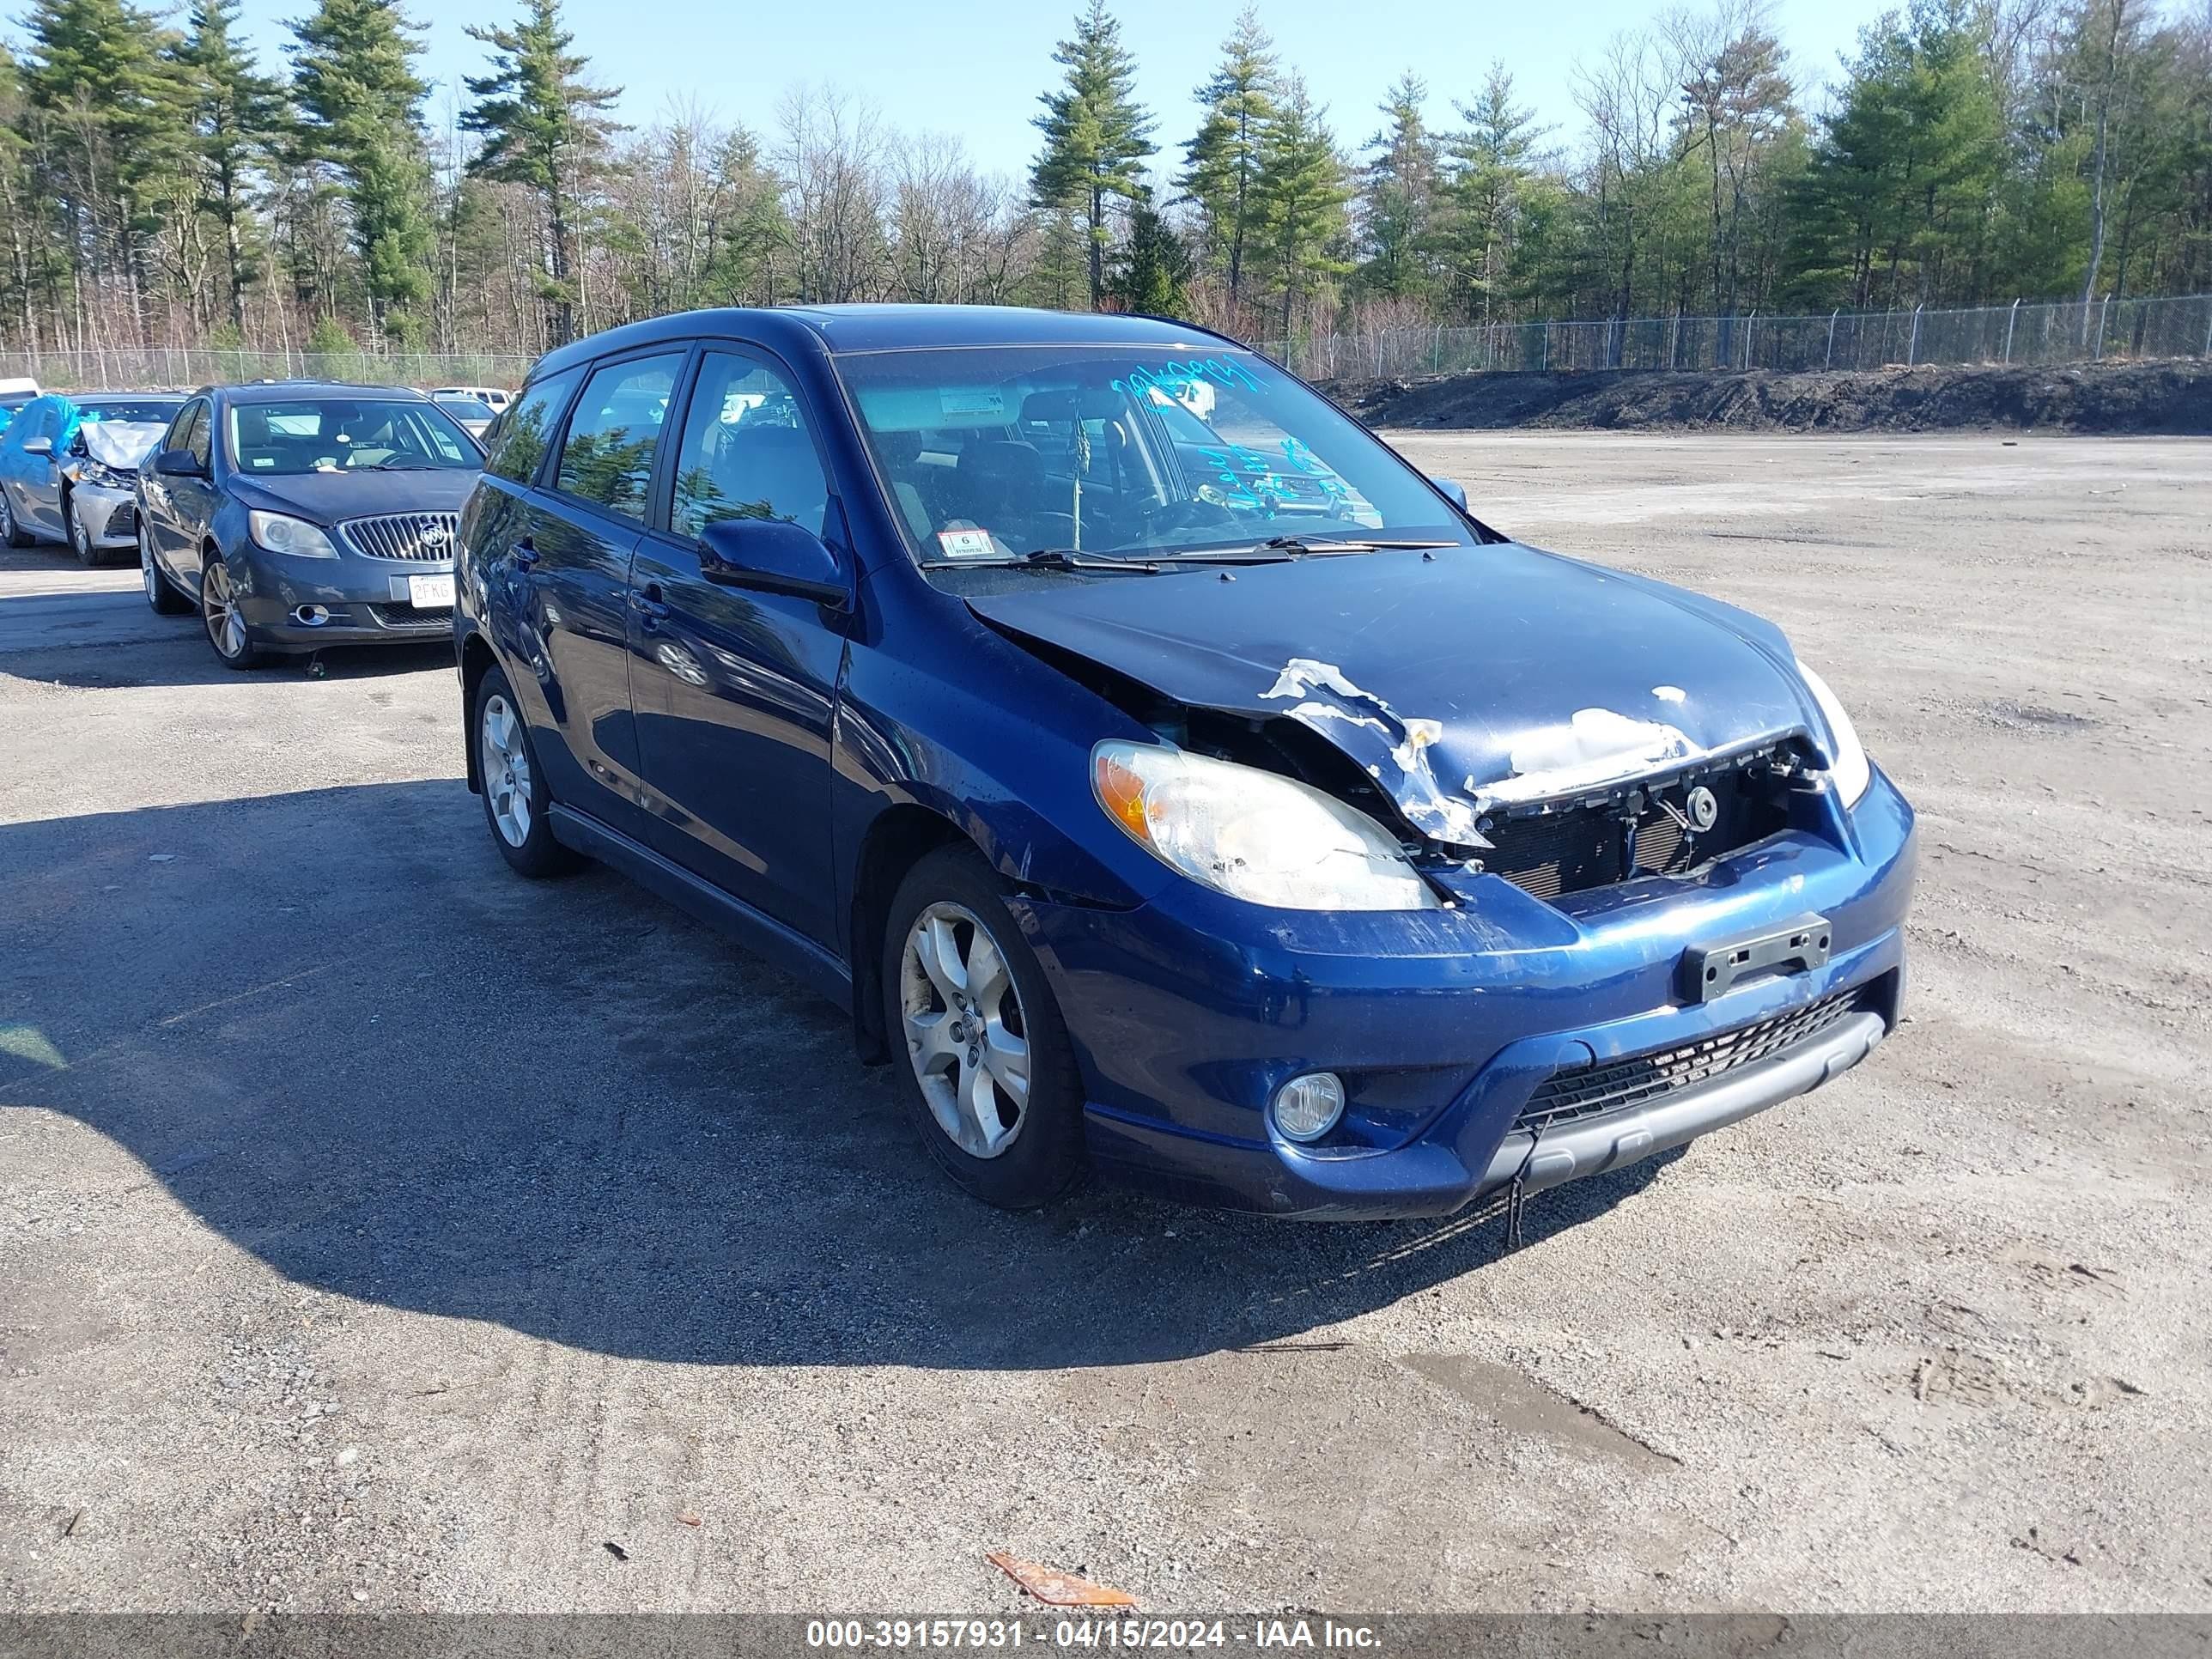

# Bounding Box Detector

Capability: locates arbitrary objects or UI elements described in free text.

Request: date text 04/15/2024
[803,1620,1383,1650]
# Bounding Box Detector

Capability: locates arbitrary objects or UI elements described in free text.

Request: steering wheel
[1141,495,1244,538]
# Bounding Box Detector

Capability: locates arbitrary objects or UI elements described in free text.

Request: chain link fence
[10,293,2211,392]
[1266,293,2212,381]
[7,345,538,394]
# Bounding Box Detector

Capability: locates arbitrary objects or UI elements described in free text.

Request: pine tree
[1356,72,1438,302]
[289,0,436,335]
[1249,73,1352,337]
[1439,64,1545,323]
[1177,5,1276,306]
[18,0,187,340]
[1029,0,1155,308]
[169,0,280,331]
[463,0,623,345]
[1107,192,1194,315]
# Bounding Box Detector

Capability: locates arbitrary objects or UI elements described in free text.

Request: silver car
[0,392,185,565]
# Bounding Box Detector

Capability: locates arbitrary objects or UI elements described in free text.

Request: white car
[428,386,513,414]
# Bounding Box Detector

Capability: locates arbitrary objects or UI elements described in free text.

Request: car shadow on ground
[0,592,453,687]
[0,781,1673,1371]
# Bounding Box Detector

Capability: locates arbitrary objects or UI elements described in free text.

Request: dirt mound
[1332,359,2212,434]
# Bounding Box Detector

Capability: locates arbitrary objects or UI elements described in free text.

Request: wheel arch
[847,803,975,1064]
[459,629,500,794]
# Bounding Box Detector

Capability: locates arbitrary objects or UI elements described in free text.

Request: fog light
[1273,1072,1345,1143]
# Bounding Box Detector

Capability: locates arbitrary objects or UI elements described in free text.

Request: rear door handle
[514,536,539,567]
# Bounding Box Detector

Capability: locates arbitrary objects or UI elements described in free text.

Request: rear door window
[484,367,581,486]
[555,355,684,522]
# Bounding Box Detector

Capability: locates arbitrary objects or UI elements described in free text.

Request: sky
[20,0,1902,179]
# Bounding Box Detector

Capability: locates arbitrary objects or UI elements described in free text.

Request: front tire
[473,664,578,878]
[200,550,269,669]
[142,525,188,613]
[68,494,105,566]
[882,846,1085,1210]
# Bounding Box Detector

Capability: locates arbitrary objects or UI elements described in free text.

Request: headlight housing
[1093,739,1440,912]
[248,510,338,559]
[1796,659,1870,806]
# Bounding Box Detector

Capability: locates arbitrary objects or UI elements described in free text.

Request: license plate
[407,574,455,608]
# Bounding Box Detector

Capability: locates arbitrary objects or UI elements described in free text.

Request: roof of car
[200,380,437,404]
[530,305,1246,383]
[66,391,186,403]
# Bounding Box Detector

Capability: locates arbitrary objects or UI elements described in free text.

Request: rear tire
[0,490,29,548]
[473,663,578,878]
[141,525,189,613]
[881,845,1085,1210]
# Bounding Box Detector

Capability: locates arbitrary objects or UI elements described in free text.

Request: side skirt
[547,803,854,1013]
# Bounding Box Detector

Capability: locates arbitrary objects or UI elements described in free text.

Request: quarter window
[484,366,581,485]
[670,352,830,541]
[556,355,684,521]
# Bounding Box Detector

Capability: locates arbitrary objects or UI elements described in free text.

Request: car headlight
[248,510,338,559]
[1093,739,1440,911]
[1796,659,1870,806]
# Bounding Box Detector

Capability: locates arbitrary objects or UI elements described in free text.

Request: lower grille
[367,604,453,629]
[99,500,137,540]
[1514,988,1868,1134]
[341,512,460,562]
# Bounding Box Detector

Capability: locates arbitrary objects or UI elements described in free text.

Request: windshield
[834,344,1476,564]
[434,395,495,419]
[72,399,181,426]
[224,399,482,475]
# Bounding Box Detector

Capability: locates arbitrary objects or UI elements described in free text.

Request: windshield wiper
[1249,535,1459,554]
[921,547,1164,574]
[356,459,439,471]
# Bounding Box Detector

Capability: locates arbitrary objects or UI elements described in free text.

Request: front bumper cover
[1012,763,1917,1219]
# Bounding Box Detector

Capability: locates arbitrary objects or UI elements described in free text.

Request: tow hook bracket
[1684,914,1831,1002]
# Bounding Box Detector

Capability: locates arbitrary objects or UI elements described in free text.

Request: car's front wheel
[473,664,577,878]
[882,846,1085,1209]
[200,550,269,669]
[141,525,189,613]
[67,494,105,566]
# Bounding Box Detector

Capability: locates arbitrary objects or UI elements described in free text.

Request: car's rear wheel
[0,489,29,548]
[140,524,188,613]
[200,550,269,669]
[882,846,1085,1209]
[473,664,577,878]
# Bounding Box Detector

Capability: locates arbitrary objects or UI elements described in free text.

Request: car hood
[229,466,481,524]
[964,543,1821,848]
[77,421,171,472]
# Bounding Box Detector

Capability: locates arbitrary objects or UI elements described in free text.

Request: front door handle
[514,536,539,568]
[631,582,670,624]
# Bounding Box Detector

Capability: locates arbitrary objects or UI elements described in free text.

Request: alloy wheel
[140,530,156,603]
[480,692,532,848]
[70,501,89,560]
[202,558,247,659]
[899,902,1032,1159]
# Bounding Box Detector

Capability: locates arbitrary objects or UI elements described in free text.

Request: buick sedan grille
[339,512,459,562]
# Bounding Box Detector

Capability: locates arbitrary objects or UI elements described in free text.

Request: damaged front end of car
[940,544,1916,1219]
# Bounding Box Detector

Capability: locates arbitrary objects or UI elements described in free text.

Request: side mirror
[698,516,849,609]
[1431,476,1470,514]
[21,436,52,458]
[153,448,204,478]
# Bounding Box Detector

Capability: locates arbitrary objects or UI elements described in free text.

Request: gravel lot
[2,433,2208,1614]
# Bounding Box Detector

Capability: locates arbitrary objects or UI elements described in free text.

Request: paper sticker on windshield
[939,389,1006,419]
[936,528,996,559]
